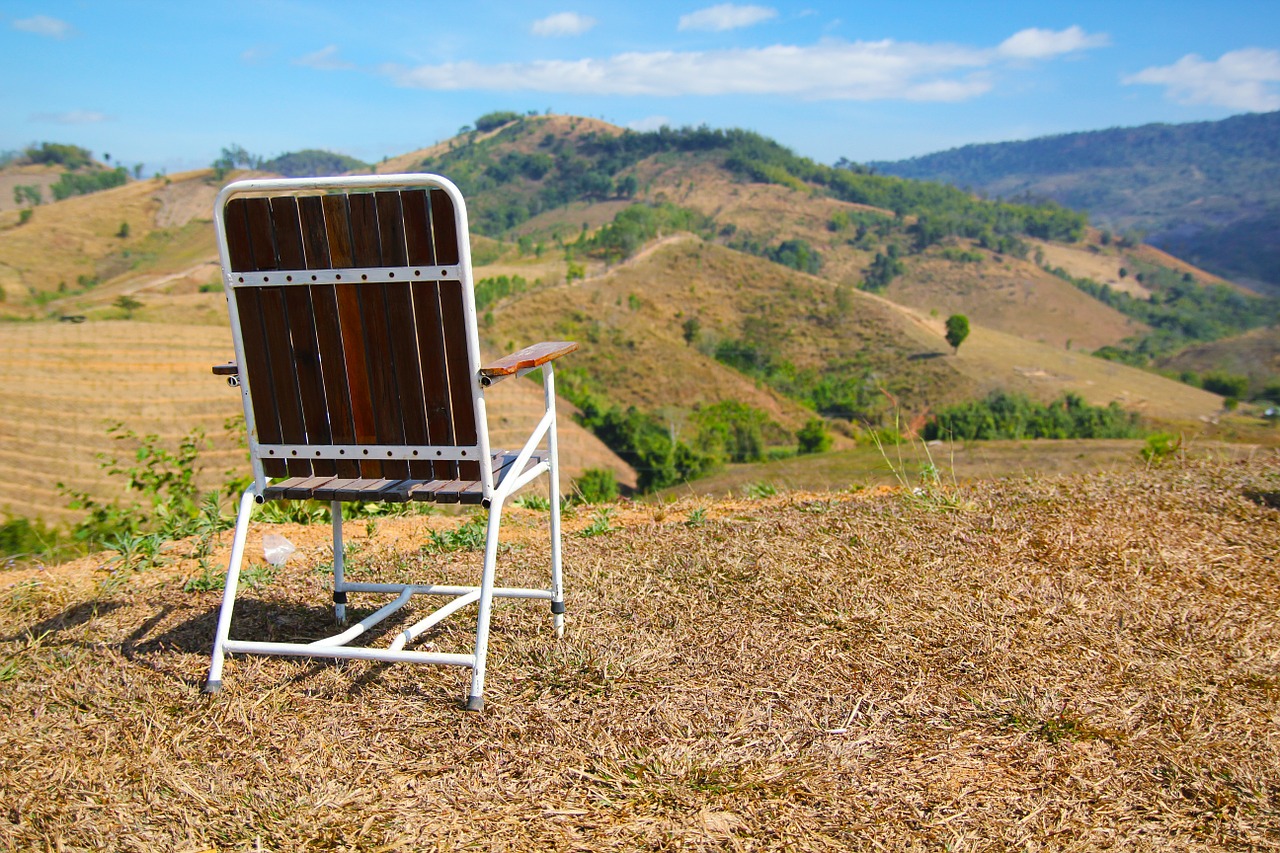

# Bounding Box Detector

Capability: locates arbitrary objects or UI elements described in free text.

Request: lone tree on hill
[945,314,970,354]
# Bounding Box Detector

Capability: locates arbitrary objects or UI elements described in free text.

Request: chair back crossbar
[205,174,574,710]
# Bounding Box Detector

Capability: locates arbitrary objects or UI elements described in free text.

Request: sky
[2,1,1278,176]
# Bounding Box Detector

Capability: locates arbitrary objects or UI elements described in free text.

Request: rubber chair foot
[203,679,222,694]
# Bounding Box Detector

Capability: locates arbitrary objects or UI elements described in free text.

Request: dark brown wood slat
[256,286,310,477]
[401,189,435,265]
[349,193,407,479]
[223,198,256,273]
[310,478,362,502]
[433,480,482,504]
[297,195,332,269]
[411,281,457,480]
[323,194,381,478]
[386,279,431,478]
[348,193,382,266]
[429,188,460,265]
[243,196,279,271]
[408,480,451,501]
[333,479,413,503]
[261,477,310,502]
[377,191,432,478]
[298,197,359,478]
[235,293,286,478]
[375,191,408,266]
[272,197,335,477]
[404,193,454,479]
[244,196,309,477]
[439,279,480,480]
[428,178,477,478]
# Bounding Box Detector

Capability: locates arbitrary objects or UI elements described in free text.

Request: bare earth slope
[2,456,1277,848]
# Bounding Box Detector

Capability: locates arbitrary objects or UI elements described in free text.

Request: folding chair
[204,173,576,710]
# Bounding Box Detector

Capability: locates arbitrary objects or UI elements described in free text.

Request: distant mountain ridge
[869,111,1280,293]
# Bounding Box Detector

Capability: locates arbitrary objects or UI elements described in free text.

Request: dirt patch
[1035,240,1151,298]
[151,171,219,228]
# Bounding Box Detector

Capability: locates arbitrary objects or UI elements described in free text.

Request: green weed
[580,508,617,538]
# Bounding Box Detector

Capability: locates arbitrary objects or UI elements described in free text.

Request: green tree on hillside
[13,185,41,206]
[945,314,970,354]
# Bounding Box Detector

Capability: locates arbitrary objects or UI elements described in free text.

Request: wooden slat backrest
[220,181,480,486]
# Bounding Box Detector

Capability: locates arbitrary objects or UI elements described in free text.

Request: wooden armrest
[212,362,238,376]
[479,341,577,387]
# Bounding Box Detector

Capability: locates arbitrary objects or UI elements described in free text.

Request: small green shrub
[579,508,617,538]
[573,468,618,504]
[1141,433,1181,463]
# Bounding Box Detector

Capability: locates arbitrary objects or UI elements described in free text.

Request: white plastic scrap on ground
[262,534,296,567]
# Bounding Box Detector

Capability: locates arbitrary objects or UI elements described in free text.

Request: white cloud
[997,26,1108,59]
[627,115,672,132]
[294,45,355,71]
[1124,48,1280,112]
[12,14,72,38]
[678,4,777,32]
[532,12,597,37]
[31,111,111,124]
[385,39,991,100]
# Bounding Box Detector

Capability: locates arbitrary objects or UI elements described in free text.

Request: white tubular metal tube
[491,409,554,504]
[339,582,552,599]
[206,486,259,688]
[332,501,346,624]
[500,460,550,501]
[221,640,474,668]
[310,588,412,647]
[467,497,505,710]
[545,363,566,636]
[388,590,482,652]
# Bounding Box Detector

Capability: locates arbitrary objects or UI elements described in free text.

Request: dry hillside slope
[491,238,976,427]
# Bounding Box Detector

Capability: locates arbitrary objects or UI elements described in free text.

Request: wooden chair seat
[261,451,545,504]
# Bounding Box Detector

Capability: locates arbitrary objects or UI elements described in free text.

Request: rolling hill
[0,113,1271,527]
[869,111,1280,295]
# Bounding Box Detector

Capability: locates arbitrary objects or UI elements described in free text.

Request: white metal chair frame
[204,174,574,711]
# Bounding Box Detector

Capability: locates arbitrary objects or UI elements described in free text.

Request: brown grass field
[1,454,1277,849]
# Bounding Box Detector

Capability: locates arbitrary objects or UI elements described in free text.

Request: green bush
[924,391,1141,441]
[572,468,618,504]
[25,142,92,169]
[797,418,832,454]
[50,167,128,201]
[1201,371,1249,399]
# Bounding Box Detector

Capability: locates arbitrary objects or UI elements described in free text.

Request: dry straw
[1,455,1278,850]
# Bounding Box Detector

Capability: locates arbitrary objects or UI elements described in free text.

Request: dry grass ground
[2,455,1277,850]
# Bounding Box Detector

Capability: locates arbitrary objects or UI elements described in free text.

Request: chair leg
[331,501,347,624]
[466,500,505,711]
[544,364,566,637]
[204,487,258,693]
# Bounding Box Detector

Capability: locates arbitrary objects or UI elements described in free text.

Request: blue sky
[3,1,1278,175]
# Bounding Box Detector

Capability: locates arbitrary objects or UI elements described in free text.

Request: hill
[869,111,1280,294]
[0,113,1270,527]
[2,456,1277,846]
[1158,326,1280,400]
